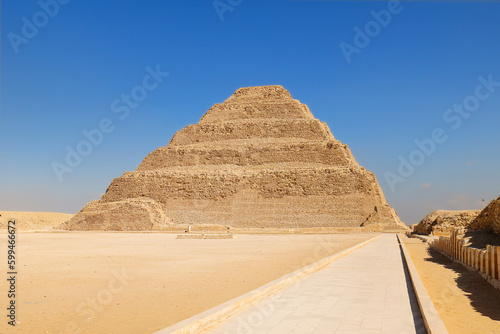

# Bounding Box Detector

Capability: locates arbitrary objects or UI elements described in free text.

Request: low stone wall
[176,234,234,239]
[429,229,500,290]
[406,232,431,243]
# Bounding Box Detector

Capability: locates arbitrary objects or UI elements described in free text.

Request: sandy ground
[0,232,375,334]
[0,211,74,230]
[402,235,500,334]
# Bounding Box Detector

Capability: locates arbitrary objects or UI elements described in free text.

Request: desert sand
[402,235,500,333]
[0,232,376,334]
[0,211,74,230]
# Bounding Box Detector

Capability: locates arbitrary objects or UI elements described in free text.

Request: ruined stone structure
[413,210,480,235]
[469,196,500,235]
[62,86,406,231]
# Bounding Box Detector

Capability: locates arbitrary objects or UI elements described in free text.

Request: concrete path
[203,234,426,334]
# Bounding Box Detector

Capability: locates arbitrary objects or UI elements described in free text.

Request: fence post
[452,231,456,258]
[486,246,493,277]
[487,245,497,278]
[479,250,486,274]
[469,247,474,267]
[451,230,457,258]
[471,248,476,269]
[457,240,461,262]
[462,244,465,263]
[497,246,500,280]
[472,249,477,269]
[478,250,482,272]
[477,249,482,271]
[459,241,464,263]
[492,246,498,280]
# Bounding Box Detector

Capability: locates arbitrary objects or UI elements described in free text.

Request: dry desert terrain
[402,235,500,333]
[0,211,74,231]
[0,232,375,334]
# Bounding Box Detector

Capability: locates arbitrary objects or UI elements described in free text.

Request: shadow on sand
[463,229,500,249]
[425,247,500,321]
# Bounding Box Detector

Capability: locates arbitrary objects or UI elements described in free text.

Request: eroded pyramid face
[62,86,405,231]
[469,196,500,235]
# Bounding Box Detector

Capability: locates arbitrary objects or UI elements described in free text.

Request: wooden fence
[429,229,500,289]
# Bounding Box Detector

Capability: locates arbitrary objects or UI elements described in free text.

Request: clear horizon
[2,1,500,225]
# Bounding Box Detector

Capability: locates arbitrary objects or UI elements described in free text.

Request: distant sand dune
[0,211,74,230]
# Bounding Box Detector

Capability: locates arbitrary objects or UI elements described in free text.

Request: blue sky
[1,0,500,224]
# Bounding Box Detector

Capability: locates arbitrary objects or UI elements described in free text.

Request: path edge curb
[397,234,449,334]
[155,234,382,334]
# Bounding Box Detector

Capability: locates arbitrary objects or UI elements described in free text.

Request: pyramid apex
[228,85,292,101]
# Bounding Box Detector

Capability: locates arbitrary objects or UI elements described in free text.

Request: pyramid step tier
[169,119,334,146]
[199,101,314,123]
[101,165,382,203]
[153,194,397,228]
[138,139,356,170]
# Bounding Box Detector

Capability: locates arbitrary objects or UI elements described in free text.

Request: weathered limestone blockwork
[469,196,500,235]
[413,210,480,235]
[62,86,406,231]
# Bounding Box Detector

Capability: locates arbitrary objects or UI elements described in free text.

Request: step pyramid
[63,86,405,230]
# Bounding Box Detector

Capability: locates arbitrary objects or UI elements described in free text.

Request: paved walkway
[204,234,426,334]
